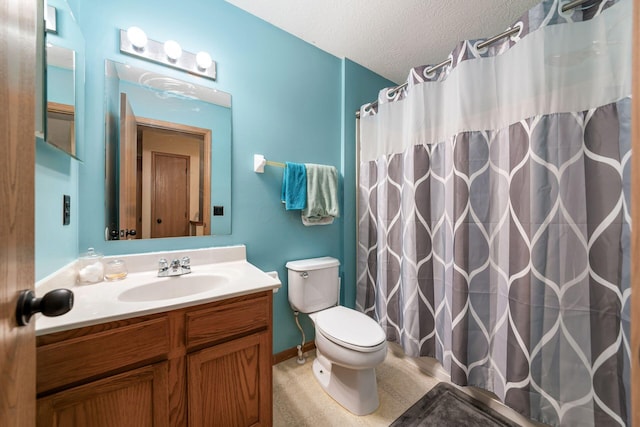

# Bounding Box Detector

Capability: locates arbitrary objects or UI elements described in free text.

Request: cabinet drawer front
[186,294,269,349]
[37,318,169,395]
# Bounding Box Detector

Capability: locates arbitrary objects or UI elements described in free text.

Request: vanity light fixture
[120,27,216,80]
[164,40,182,62]
[196,51,213,71]
[127,26,148,51]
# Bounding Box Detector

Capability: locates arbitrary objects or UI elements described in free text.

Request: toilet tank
[286,257,340,313]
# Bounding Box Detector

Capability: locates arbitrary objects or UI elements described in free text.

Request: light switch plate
[63,195,70,225]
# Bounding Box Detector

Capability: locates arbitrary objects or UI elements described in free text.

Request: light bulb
[195,51,212,70]
[127,26,147,50]
[164,40,182,61]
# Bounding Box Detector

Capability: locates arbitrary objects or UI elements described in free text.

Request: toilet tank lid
[286,257,340,271]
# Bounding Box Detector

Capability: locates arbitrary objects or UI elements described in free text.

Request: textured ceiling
[225,0,542,84]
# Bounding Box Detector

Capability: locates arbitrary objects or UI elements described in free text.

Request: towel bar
[254,154,285,173]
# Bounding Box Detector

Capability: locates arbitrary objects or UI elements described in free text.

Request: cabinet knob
[15,288,74,326]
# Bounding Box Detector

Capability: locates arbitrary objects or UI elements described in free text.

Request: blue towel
[281,162,307,210]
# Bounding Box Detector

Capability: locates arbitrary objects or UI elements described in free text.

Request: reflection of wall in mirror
[46,64,75,153]
[47,66,74,104]
[140,127,202,238]
[119,81,228,132]
[45,14,78,157]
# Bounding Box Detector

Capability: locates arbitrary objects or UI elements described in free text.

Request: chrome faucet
[158,256,191,277]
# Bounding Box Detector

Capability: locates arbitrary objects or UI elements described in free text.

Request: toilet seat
[313,306,386,353]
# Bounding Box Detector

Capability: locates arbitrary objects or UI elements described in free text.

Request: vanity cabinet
[36,291,273,427]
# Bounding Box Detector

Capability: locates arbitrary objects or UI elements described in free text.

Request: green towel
[302,164,339,225]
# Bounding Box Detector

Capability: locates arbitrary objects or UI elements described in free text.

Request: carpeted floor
[272,345,545,427]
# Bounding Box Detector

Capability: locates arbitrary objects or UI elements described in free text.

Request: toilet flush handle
[300,272,309,279]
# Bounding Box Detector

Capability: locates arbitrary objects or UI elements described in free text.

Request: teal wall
[35,138,79,279]
[36,0,392,354]
[35,0,83,280]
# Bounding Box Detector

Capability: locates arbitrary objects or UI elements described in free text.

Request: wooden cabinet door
[187,332,272,427]
[37,362,169,427]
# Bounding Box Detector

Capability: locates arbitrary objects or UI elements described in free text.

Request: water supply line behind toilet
[291,269,310,364]
[293,310,306,364]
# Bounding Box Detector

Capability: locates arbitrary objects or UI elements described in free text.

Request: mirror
[46,43,75,154]
[104,60,232,240]
[43,0,84,159]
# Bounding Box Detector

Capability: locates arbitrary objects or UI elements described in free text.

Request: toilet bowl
[286,257,387,415]
[309,306,387,415]
[310,306,387,369]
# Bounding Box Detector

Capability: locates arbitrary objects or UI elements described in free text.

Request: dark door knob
[157,218,162,224]
[15,288,74,326]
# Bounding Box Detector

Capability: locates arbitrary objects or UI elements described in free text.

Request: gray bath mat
[390,382,521,427]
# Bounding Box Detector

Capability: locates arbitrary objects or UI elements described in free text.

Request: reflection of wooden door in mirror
[151,153,190,238]
[119,93,138,237]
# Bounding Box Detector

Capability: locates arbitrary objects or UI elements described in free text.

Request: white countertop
[35,245,281,336]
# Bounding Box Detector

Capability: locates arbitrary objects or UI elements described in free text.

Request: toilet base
[312,351,380,416]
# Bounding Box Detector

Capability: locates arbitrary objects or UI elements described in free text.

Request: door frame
[119,92,139,235]
[136,117,212,235]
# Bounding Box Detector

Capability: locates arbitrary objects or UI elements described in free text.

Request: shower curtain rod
[354,0,592,118]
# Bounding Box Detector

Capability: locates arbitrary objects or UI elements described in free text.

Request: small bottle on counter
[104,259,128,281]
[77,247,104,284]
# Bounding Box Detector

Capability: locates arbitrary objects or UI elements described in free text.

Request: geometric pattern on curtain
[356,99,631,426]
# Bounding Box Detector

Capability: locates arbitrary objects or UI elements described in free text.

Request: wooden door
[37,363,169,427]
[0,0,37,425]
[150,152,190,238]
[187,332,272,427]
[119,93,138,235]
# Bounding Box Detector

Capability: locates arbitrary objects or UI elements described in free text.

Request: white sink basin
[118,274,229,302]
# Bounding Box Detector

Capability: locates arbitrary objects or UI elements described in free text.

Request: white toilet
[286,257,387,416]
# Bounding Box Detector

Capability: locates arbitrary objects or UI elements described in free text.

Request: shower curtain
[356,1,631,426]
